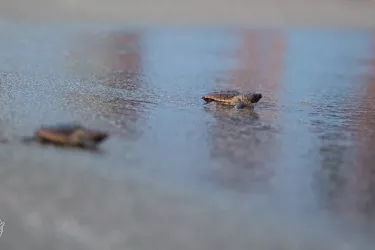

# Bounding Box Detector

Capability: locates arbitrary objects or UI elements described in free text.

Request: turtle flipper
[234,102,245,109]
[79,140,99,150]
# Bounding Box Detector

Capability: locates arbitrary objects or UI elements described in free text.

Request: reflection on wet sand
[204,105,279,191]
[204,30,285,191]
[305,32,375,238]
[95,32,144,91]
[310,101,357,222]
[204,104,260,120]
[230,30,285,103]
[65,31,153,139]
[344,38,375,232]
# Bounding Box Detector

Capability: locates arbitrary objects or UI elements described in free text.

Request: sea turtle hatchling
[22,123,109,149]
[202,90,262,109]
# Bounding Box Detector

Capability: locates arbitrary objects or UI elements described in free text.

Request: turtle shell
[35,124,108,146]
[202,90,241,104]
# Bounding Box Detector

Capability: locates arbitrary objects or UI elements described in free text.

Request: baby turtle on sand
[202,90,262,109]
[23,123,109,149]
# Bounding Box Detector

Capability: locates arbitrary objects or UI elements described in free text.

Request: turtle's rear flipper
[22,136,50,145]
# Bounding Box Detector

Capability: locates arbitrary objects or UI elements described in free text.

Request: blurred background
[1,0,375,27]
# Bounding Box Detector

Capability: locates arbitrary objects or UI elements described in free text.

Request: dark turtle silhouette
[23,123,109,149]
[202,90,262,109]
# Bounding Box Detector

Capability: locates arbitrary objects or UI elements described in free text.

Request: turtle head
[244,93,262,103]
[89,131,109,143]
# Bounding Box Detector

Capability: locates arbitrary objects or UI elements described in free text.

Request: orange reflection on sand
[231,30,285,96]
[336,34,375,229]
[206,30,286,191]
[66,31,149,139]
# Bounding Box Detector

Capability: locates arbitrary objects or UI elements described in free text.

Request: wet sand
[0,1,375,250]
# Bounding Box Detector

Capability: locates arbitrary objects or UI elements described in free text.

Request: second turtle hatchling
[23,123,109,150]
[202,90,262,109]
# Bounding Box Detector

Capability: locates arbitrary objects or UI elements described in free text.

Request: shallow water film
[0,22,375,250]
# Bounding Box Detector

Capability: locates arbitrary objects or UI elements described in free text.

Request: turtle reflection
[203,103,276,192]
